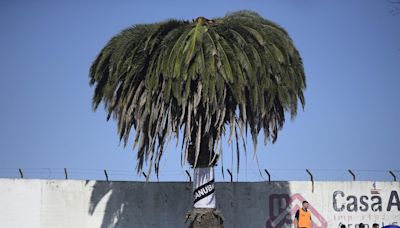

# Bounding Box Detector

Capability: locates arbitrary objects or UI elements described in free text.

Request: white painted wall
[0,179,398,228]
[0,179,110,228]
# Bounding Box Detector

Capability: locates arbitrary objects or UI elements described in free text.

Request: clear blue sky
[0,0,399,181]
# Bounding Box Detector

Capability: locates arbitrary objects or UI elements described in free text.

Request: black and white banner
[193,167,216,208]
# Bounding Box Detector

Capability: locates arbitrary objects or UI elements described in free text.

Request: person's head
[359,223,365,228]
[372,224,379,228]
[302,200,309,210]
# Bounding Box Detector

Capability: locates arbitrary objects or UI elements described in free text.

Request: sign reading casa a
[333,190,400,212]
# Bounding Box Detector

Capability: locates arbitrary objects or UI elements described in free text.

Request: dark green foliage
[89,10,306,177]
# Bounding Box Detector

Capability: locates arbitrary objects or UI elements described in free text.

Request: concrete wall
[0,179,398,228]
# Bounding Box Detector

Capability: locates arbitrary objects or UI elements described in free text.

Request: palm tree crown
[89,10,306,177]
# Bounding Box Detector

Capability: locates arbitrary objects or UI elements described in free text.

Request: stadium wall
[0,179,398,227]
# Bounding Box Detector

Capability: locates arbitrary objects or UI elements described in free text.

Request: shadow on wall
[217,181,292,228]
[87,181,192,228]
[87,181,292,228]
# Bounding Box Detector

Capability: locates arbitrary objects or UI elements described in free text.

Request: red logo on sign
[266,193,328,228]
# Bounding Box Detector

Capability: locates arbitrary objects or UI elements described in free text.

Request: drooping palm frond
[89,10,306,177]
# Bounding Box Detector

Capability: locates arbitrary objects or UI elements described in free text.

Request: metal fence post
[18,168,24,179]
[142,172,148,180]
[264,169,271,182]
[104,169,109,181]
[389,170,397,181]
[185,170,192,183]
[64,168,68,180]
[348,169,356,181]
[227,169,233,183]
[306,169,314,193]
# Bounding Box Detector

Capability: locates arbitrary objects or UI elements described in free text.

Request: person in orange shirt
[294,200,312,228]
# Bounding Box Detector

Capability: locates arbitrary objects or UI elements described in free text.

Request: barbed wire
[0,167,398,182]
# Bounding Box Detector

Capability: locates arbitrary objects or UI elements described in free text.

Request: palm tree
[89,10,306,227]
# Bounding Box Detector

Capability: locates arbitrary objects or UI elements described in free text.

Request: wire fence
[0,167,399,182]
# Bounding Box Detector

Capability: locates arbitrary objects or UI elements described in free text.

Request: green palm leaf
[89,10,306,177]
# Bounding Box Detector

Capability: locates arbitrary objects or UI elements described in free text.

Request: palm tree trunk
[185,122,224,227]
[193,167,216,208]
[185,167,224,228]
